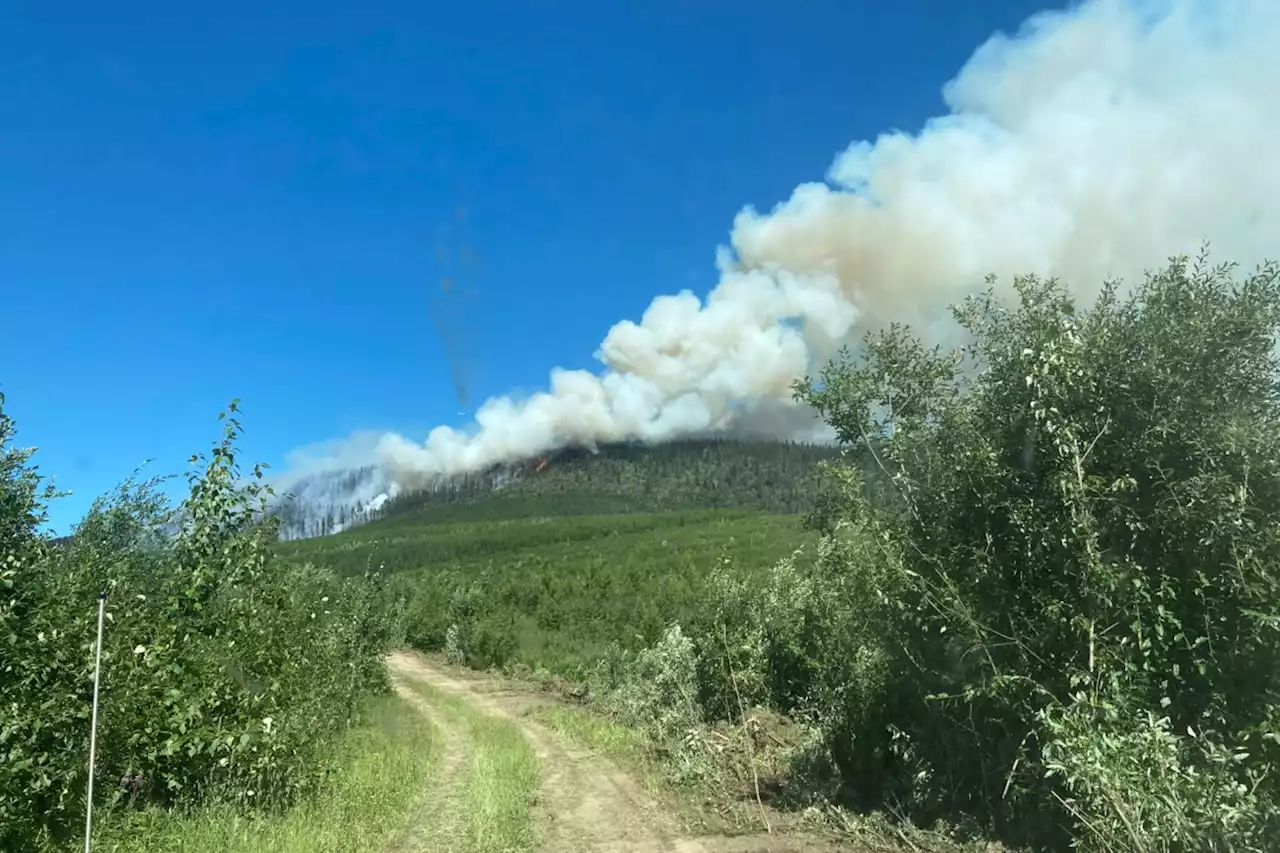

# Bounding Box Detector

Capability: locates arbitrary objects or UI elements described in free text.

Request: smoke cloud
[303,0,1280,494]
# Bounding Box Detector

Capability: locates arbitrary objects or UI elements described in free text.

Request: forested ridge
[383,438,840,517]
[275,437,842,538]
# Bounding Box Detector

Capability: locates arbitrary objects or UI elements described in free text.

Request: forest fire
[533,457,549,473]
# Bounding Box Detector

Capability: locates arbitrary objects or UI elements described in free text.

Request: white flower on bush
[261,716,274,734]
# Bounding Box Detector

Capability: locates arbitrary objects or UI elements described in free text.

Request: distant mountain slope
[371,438,839,526]
[270,464,398,540]
[271,438,841,539]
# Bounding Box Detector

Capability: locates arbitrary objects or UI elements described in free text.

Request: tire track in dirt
[387,651,845,853]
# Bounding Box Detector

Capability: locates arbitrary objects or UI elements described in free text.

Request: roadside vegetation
[0,401,405,850]
[300,251,1280,853]
[5,250,1279,853]
[80,694,441,853]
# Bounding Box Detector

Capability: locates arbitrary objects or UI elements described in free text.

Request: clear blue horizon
[4,0,1055,534]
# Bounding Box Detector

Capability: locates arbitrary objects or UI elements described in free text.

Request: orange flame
[534,458,549,473]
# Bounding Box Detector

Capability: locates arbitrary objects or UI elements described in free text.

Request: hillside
[275,438,840,674]
[271,464,394,540]
[273,438,841,538]
[280,509,816,674]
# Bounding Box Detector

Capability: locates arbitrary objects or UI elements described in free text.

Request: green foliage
[277,440,833,680]
[1040,699,1275,853]
[786,251,1280,850]
[0,400,395,848]
[0,391,58,561]
[68,694,442,853]
[284,508,814,677]
[191,246,1280,853]
[369,438,838,529]
[695,528,904,801]
[603,624,702,748]
[556,251,1280,852]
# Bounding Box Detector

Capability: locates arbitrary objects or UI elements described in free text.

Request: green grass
[531,705,649,774]
[402,679,541,853]
[71,694,441,853]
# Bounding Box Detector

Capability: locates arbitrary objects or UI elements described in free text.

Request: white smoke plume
[269,433,400,537]
[299,0,1280,495]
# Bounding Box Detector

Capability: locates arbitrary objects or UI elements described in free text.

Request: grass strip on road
[401,678,541,853]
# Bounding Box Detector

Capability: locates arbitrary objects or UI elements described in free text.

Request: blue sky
[1,0,1054,533]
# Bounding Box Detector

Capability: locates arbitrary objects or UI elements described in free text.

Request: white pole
[84,591,106,853]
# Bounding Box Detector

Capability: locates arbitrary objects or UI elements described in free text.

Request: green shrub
[1041,691,1276,853]
[689,527,904,803]
[794,251,1280,849]
[0,400,395,848]
[597,624,707,784]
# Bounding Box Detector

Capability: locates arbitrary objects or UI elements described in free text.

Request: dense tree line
[376,438,840,524]
[270,435,856,542]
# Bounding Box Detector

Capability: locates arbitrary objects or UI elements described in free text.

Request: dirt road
[386,651,844,853]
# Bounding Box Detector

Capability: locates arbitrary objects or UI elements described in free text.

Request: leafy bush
[1041,694,1276,853]
[791,251,1280,849]
[604,624,702,743]
[0,400,395,848]
[594,623,710,785]
[694,528,906,808]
